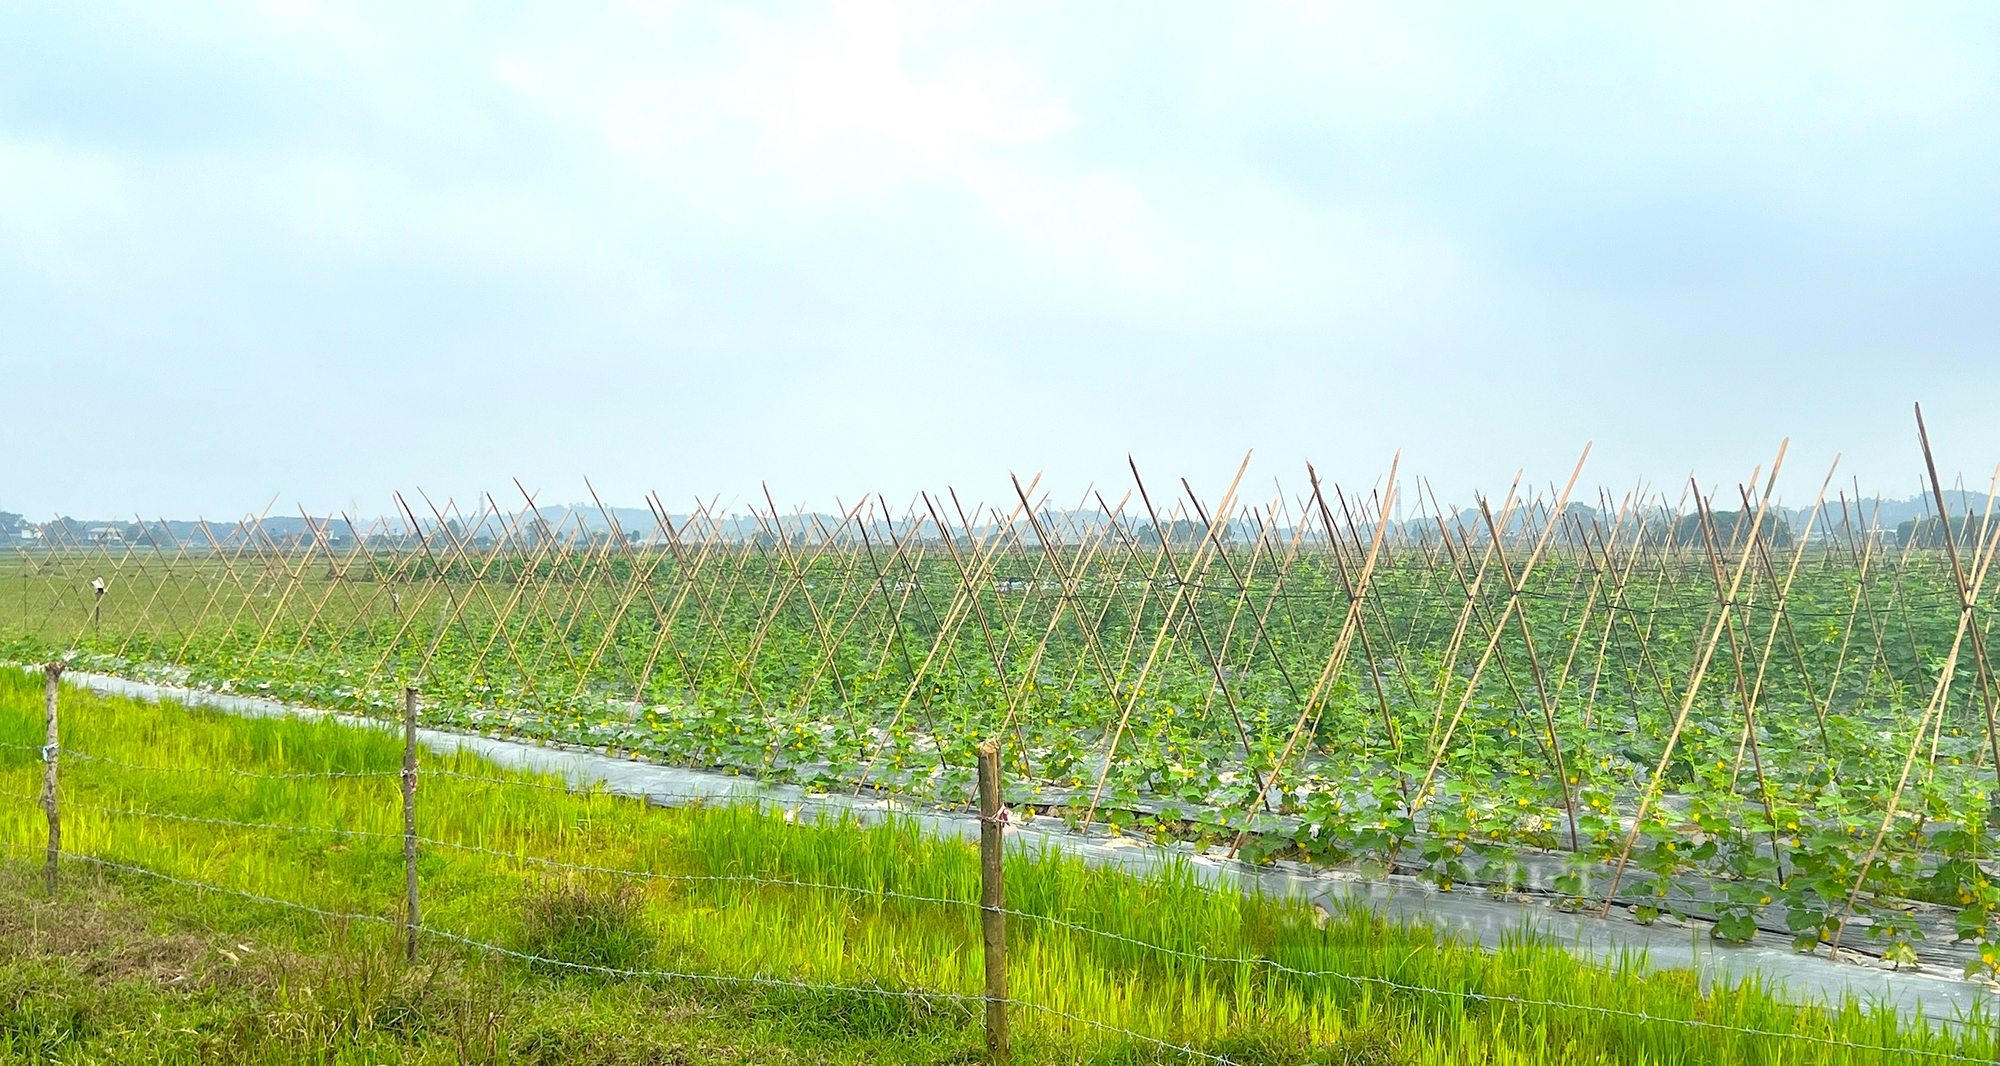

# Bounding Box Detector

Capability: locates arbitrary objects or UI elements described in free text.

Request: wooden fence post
[402,686,420,962]
[977,738,1010,1064]
[42,662,63,895]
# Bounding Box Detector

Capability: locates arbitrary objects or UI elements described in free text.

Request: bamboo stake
[1916,405,2000,777]
[1252,454,1401,830]
[1602,444,1787,915]
[1735,465,1842,765]
[853,483,1037,793]
[857,496,956,771]
[42,661,62,895]
[1478,495,1580,850]
[1692,490,1786,881]
[637,494,727,700]
[402,685,421,962]
[977,738,1009,1065]
[863,494,958,767]
[1333,486,1423,746]
[1411,448,1590,820]
[113,514,194,661]
[1421,478,1513,744]
[1131,463,1259,772]
[1084,455,1251,826]
[1829,500,2000,957]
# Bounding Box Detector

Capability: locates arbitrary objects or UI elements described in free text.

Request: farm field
[6,458,2000,981]
[12,3,2000,1062]
[3,670,1990,1064]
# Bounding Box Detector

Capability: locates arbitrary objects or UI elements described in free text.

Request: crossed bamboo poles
[11,431,2000,935]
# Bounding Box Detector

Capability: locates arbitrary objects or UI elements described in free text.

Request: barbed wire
[993,906,1994,1033]
[0,787,398,841]
[0,784,1737,959]
[0,838,397,928]
[56,747,402,780]
[32,749,715,795]
[0,766,1963,972]
[10,840,1239,1065]
[9,787,981,910]
[20,832,1998,1061]
[10,682,2000,1062]
[6,783,1987,1056]
[416,834,980,906]
[423,767,609,791]
[419,882,2000,1060]
[0,784,985,910]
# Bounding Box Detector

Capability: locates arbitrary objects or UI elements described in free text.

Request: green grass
[10,530,2000,961]
[0,859,981,1065]
[0,669,1994,1064]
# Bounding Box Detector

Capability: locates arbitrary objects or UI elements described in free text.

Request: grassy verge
[0,859,981,1065]
[1,670,1992,1064]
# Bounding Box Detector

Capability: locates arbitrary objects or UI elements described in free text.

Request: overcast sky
[5,2,1998,519]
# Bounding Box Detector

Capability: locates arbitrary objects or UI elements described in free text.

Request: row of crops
[7,460,2000,976]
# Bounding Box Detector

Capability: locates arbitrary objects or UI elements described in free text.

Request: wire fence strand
[7,776,1992,1056]
[6,743,1997,1062]
[3,746,1960,969]
[0,787,399,841]
[0,838,1240,1065]
[57,747,402,780]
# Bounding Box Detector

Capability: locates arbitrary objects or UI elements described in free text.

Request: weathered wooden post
[977,738,1009,1064]
[42,662,63,895]
[402,685,421,962]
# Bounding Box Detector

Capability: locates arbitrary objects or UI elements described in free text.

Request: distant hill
[4,491,1996,548]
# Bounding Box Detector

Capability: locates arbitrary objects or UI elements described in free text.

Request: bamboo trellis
[10,428,2000,949]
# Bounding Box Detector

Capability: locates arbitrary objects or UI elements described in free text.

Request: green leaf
[1713,912,1758,944]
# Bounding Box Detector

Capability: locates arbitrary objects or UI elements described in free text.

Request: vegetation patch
[0,676,1993,1062]
[517,879,660,976]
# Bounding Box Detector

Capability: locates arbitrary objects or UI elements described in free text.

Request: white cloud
[2,1,1998,516]
[724,3,1071,163]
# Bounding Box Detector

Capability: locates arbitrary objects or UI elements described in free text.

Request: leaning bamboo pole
[1422,478,1518,743]
[1690,488,1787,881]
[1477,494,1580,850]
[1131,464,1259,770]
[1410,448,1589,823]
[1830,482,2000,956]
[1249,454,1400,831]
[1084,454,1252,826]
[852,482,1038,793]
[1602,443,1787,913]
[1916,406,2000,777]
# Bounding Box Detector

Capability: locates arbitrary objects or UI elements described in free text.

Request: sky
[4,2,1999,520]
